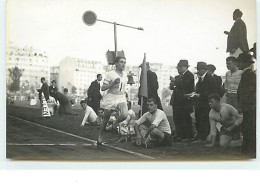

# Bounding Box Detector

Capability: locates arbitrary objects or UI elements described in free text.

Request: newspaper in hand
[216,122,223,132]
[184,92,197,98]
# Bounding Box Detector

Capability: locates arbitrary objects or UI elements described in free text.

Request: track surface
[6,116,150,161]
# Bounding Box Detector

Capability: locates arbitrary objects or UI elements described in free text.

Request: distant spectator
[47,96,57,116]
[225,9,249,57]
[87,74,103,113]
[224,56,242,109]
[80,100,98,126]
[207,64,224,97]
[205,94,243,148]
[37,77,49,103]
[49,80,58,101]
[134,98,172,148]
[63,88,68,95]
[54,91,76,115]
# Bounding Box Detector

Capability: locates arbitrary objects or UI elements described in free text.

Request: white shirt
[81,106,97,125]
[103,70,127,95]
[136,109,171,134]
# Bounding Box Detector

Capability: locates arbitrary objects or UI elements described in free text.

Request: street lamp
[82,10,144,64]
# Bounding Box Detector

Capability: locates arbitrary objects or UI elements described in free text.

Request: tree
[8,66,24,93]
[71,86,77,95]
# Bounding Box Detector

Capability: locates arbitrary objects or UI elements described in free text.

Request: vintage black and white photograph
[5,0,257,161]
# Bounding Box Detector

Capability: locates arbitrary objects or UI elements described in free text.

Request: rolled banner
[41,92,51,118]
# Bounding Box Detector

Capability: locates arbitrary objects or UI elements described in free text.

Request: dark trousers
[195,106,210,140]
[241,109,256,158]
[88,98,100,113]
[173,107,193,139]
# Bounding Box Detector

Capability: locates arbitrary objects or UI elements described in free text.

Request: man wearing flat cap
[225,9,249,57]
[170,60,194,141]
[237,53,256,158]
[193,62,216,141]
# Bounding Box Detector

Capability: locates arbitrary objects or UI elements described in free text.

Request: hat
[238,53,254,64]
[196,62,207,69]
[51,80,56,83]
[207,64,216,71]
[63,88,68,93]
[177,60,189,68]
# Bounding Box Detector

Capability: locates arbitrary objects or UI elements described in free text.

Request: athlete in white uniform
[98,56,128,144]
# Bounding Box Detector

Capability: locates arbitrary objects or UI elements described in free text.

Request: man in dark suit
[87,74,103,113]
[170,60,194,141]
[225,9,249,57]
[49,80,58,101]
[139,62,163,114]
[237,53,256,158]
[207,64,224,97]
[193,62,216,141]
[38,77,49,103]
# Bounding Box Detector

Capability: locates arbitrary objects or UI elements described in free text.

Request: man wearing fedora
[237,53,256,158]
[193,62,216,141]
[170,60,194,141]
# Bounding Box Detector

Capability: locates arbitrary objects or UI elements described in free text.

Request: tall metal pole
[114,22,117,57]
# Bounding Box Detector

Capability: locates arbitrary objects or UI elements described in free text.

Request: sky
[7,0,257,76]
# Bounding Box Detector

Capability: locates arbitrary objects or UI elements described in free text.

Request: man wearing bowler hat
[193,62,216,141]
[237,53,256,158]
[170,60,194,141]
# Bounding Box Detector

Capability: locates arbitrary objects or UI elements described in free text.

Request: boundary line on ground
[7,143,77,146]
[7,115,156,160]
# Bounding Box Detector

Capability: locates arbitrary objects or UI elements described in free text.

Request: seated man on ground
[105,108,119,131]
[47,96,57,116]
[96,108,105,128]
[205,93,243,147]
[134,98,172,148]
[80,100,98,126]
[118,101,136,135]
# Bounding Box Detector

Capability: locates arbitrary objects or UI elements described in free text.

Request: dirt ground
[6,102,249,161]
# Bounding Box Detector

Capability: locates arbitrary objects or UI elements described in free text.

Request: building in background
[50,66,59,85]
[58,56,105,96]
[6,42,50,93]
[148,62,177,104]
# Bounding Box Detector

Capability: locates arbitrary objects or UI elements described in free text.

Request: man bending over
[206,93,243,147]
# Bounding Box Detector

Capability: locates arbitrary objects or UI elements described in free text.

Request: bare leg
[117,102,128,123]
[219,135,232,148]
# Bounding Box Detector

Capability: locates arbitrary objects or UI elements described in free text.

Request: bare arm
[81,109,90,126]
[101,78,120,91]
[144,124,156,138]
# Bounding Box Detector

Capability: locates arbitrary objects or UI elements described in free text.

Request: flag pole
[140,96,143,116]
